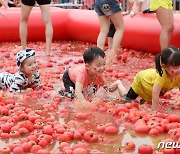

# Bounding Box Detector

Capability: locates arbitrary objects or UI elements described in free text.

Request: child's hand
[25,88,33,93]
[75,100,96,109]
[109,80,121,92]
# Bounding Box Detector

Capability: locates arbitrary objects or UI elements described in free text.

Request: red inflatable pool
[0,7,180,54]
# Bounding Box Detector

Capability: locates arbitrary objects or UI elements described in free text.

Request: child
[109,47,180,110]
[59,47,106,104]
[0,49,40,92]
[127,0,150,16]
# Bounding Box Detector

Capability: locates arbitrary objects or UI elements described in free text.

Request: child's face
[164,65,180,77]
[20,56,37,76]
[87,57,106,76]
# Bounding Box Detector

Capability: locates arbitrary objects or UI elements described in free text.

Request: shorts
[122,87,138,100]
[94,0,121,16]
[58,69,75,99]
[108,20,116,38]
[150,0,173,11]
[21,0,51,6]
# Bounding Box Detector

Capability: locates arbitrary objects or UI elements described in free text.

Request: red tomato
[123,141,135,151]
[166,123,178,132]
[167,114,179,123]
[163,148,176,154]
[77,128,86,136]
[10,130,20,138]
[73,132,83,140]
[20,120,34,132]
[148,128,160,136]
[30,145,42,153]
[96,124,106,133]
[104,126,118,134]
[75,112,91,119]
[138,145,153,154]
[73,148,88,154]
[1,133,10,139]
[59,142,70,150]
[1,122,14,133]
[134,125,150,134]
[19,127,29,136]
[43,125,54,135]
[38,138,48,147]
[22,142,32,152]
[147,121,159,129]
[13,147,24,154]
[83,131,98,142]
[58,133,71,142]
[0,147,11,154]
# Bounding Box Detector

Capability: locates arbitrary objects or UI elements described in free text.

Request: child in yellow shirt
[110,47,180,110]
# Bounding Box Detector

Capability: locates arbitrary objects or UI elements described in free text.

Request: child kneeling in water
[110,47,180,110]
[59,47,106,104]
[0,49,40,92]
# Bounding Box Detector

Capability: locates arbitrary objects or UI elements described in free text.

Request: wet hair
[83,47,105,64]
[155,46,180,77]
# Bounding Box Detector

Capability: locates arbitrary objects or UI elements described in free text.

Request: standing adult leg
[20,3,33,50]
[109,12,124,61]
[155,7,174,50]
[96,16,110,50]
[40,4,53,56]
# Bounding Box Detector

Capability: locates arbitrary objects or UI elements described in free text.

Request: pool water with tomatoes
[0,41,179,154]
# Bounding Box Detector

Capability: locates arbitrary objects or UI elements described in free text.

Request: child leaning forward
[59,47,106,105]
[0,49,40,92]
[110,47,180,110]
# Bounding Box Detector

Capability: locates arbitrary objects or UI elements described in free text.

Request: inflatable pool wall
[0,8,180,54]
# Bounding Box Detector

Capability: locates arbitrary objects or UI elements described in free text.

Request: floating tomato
[83,131,98,142]
[138,144,153,154]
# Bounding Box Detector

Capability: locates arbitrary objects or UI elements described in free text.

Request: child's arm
[109,80,127,97]
[152,83,162,110]
[75,82,88,103]
[33,71,41,88]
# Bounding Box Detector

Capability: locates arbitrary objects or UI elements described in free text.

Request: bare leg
[20,3,33,50]
[156,7,174,50]
[96,15,110,50]
[108,12,124,62]
[109,80,127,97]
[40,4,53,56]
[107,37,113,49]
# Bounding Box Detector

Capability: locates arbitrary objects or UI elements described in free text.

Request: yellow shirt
[131,69,180,101]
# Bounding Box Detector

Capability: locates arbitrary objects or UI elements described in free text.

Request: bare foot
[45,50,50,56]
[106,51,117,65]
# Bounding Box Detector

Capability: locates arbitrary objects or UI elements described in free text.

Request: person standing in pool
[13,0,53,56]
[150,0,174,50]
[94,0,124,64]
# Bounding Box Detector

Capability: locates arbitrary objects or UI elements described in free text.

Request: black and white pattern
[0,71,40,92]
[16,49,35,68]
